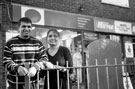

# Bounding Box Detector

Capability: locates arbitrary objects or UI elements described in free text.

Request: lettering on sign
[115,21,132,34]
[97,21,114,30]
[132,26,135,32]
[77,17,90,28]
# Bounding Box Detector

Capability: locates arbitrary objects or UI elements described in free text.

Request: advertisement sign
[132,23,135,35]
[21,6,45,25]
[44,10,94,30]
[94,17,114,33]
[102,0,129,8]
[13,5,45,25]
[125,42,134,58]
[114,21,132,35]
[12,4,94,31]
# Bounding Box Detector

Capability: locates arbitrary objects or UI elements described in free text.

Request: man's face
[19,22,32,39]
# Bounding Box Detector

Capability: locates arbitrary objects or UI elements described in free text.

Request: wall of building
[1,1,11,88]
[11,0,135,22]
[0,4,3,89]
[1,0,135,88]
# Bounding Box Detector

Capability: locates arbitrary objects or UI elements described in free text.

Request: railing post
[105,59,110,89]
[86,60,90,89]
[16,74,18,89]
[115,58,119,89]
[37,70,39,89]
[25,63,30,89]
[96,59,100,89]
[66,61,70,89]
[56,61,60,89]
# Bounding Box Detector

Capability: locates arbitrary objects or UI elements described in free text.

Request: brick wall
[0,1,10,88]
[11,0,135,22]
[0,5,3,89]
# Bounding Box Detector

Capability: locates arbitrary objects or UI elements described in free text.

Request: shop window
[99,33,120,43]
[6,30,19,42]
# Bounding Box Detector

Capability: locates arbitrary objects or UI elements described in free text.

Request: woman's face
[47,31,60,46]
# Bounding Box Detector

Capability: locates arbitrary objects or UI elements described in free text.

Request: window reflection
[6,27,99,86]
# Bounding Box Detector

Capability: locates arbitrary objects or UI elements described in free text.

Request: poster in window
[101,0,129,8]
[125,42,134,58]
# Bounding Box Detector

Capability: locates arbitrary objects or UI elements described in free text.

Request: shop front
[6,3,135,89]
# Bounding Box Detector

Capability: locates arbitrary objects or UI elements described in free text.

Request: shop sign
[13,4,45,25]
[94,17,114,33]
[44,10,94,31]
[132,23,135,35]
[124,42,134,58]
[101,0,129,8]
[114,21,132,35]
[12,4,94,31]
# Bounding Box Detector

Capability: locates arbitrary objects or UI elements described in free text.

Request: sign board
[125,42,134,58]
[132,23,135,35]
[114,21,132,35]
[12,4,94,31]
[102,0,129,8]
[94,17,114,33]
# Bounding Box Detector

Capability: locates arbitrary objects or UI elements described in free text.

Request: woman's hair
[47,28,60,38]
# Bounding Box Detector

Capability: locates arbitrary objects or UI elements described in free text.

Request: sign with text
[94,17,114,33]
[12,4,94,31]
[102,0,129,8]
[114,21,132,35]
[125,42,134,58]
[132,23,135,35]
[45,10,94,30]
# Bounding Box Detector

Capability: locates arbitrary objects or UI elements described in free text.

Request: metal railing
[5,58,135,89]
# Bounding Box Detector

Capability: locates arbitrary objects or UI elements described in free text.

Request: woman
[41,29,74,89]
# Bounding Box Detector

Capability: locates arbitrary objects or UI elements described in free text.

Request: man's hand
[17,66,28,76]
[28,67,37,77]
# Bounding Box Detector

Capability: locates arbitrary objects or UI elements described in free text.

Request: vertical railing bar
[66,61,70,89]
[75,67,78,89]
[86,60,90,89]
[77,62,80,89]
[47,70,50,89]
[16,74,18,89]
[124,58,129,89]
[122,60,125,88]
[5,66,8,89]
[105,59,110,89]
[56,61,60,89]
[25,63,30,89]
[115,58,119,89]
[37,70,39,89]
[96,59,100,89]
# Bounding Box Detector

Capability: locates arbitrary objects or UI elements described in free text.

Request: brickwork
[11,0,135,22]
[0,3,3,89]
[1,0,135,89]
[0,25,6,89]
[0,29,6,89]
[1,1,9,88]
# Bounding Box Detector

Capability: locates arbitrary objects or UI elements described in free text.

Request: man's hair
[18,17,32,26]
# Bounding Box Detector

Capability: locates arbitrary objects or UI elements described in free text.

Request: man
[3,17,53,89]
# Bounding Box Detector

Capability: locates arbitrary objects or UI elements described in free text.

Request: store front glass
[6,26,99,87]
[6,26,127,89]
